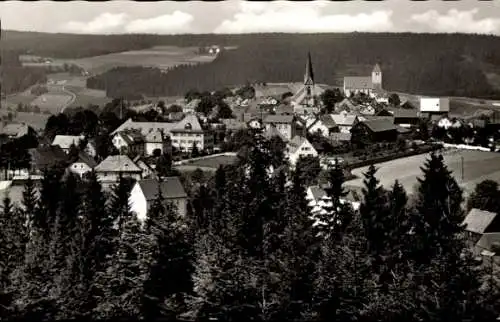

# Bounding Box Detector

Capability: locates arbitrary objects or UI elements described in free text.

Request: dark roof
[138,177,187,200]
[263,114,294,124]
[304,52,314,85]
[463,208,498,234]
[343,76,373,90]
[391,108,419,119]
[373,63,382,73]
[74,151,98,168]
[29,145,69,170]
[360,118,397,132]
[319,115,337,128]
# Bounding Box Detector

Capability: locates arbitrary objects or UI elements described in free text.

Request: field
[183,155,239,168]
[30,92,74,113]
[346,150,500,197]
[58,46,217,75]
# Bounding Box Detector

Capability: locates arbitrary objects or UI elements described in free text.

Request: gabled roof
[263,114,294,124]
[335,98,357,110]
[138,177,187,201]
[343,76,373,90]
[52,135,84,150]
[111,118,177,136]
[73,151,98,168]
[373,63,382,73]
[359,118,397,132]
[463,208,498,234]
[391,108,419,119]
[318,114,338,128]
[263,124,289,142]
[95,155,142,173]
[171,113,204,133]
[29,145,69,169]
[145,129,164,143]
[330,112,358,126]
[475,233,500,254]
[287,136,313,155]
[308,185,327,201]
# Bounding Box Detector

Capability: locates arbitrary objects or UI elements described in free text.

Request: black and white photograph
[1,0,500,320]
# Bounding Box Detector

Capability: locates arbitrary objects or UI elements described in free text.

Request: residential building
[129,177,188,222]
[463,208,500,246]
[95,155,143,184]
[84,139,98,158]
[308,115,339,137]
[351,118,398,143]
[111,130,145,156]
[144,129,169,156]
[390,108,421,128]
[170,113,214,152]
[286,136,318,167]
[330,111,359,133]
[111,118,177,137]
[263,124,290,143]
[263,114,298,141]
[437,117,453,130]
[420,97,450,119]
[28,145,69,174]
[343,64,383,97]
[133,155,155,179]
[68,151,97,178]
[334,98,357,113]
[51,135,85,153]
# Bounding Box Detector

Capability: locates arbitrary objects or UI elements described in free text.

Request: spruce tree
[35,167,64,241]
[142,185,193,320]
[22,176,38,229]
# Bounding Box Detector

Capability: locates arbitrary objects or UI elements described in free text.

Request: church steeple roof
[304,52,314,86]
[373,63,382,73]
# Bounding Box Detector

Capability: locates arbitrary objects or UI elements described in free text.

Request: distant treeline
[81,33,500,98]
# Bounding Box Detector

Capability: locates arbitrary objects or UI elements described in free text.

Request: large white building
[343,64,383,98]
[419,97,450,114]
[170,114,214,152]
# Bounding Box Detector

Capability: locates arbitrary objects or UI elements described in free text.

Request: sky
[1,0,500,35]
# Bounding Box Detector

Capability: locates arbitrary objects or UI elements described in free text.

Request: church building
[343,64,383,98]
[291,52,325,115]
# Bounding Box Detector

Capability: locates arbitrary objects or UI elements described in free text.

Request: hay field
[62,46,217,74]
[346,150,500,197]
[30,92,74,113]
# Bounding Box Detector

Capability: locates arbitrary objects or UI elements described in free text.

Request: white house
[286,136,318,167]
[68,151,97,178]
[307,115,338,138]
[330,111,359,133]
[170,114,214,152]
[420,97,450,115]
[95,155,143,184]
[51,135,85,153]
[437,117,453,130]
[144,129,169,156]
[129,177,188,222]
[111,130,145,156]
[133,155,155,179]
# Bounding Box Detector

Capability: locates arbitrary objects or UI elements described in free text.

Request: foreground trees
[0,145,498,320]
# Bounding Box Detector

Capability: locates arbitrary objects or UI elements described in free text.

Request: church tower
[372,63,382,89]
[303,52,315,106]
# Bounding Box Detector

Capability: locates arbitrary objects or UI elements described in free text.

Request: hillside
[3,31,500,99]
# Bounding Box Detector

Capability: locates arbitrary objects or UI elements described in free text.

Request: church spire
[304,51,314,86]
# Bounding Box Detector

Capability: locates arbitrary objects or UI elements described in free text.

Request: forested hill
[3,31,500,98]
[85,32,500,99]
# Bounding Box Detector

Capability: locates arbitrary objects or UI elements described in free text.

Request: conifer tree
[142,184,193,320]
[35,167,64,240]
[22,176,38,229]
[108,174,134,233]
[359,164,390,257]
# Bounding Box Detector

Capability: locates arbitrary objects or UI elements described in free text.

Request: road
[60,85,76,113]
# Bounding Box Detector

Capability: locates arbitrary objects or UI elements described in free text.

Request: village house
[133,155,155,179]
[436,117,453,130]
[390,108,421,128]
[359,104,376,116]
[94,155,143,184]
[420,97,450,120]
[68,151,97,178]
[170,113,214,152]
[129,177,188,222]
[334,98,357,113]
[28,145,69,174]
[111,118,177,137]
[263,114,299,141]
[286,136,318,167]
[51,135,85,153]
[84,139,98,158]
[0,123,36,139]
[351,118,398,144]
[463,208,500,246]
[330,111,359,133]
[343,64,383,97]
[144,129,170,156]
[307,115,339,138]
[111,130,145,156]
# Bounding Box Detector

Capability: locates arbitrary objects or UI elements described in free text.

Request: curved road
[60,85,76,113]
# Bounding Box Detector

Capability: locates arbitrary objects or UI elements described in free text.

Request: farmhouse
[330,111,359,133]
[51,135,85,153]
[68,151,97,178]
[390,108,421,128]
[343,64,383,97]
[170,114,214,152]
[351,118,398,143]
[95,155,143,184]
[263,114,300,141]
[463,208,500,245]
[308,115,338,137]
[129,177,188,222]
[286,136,318,167]
[111,118,177,137]
[28,145,69,174]
[111,130,145,156]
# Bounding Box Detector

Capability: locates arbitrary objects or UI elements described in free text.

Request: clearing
[176,154,239,170]
[30,92,74,113]
[346,150,500,197]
